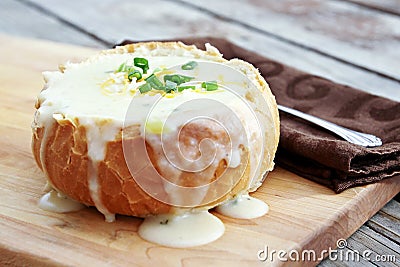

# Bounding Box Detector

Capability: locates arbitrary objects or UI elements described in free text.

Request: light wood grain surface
[0,0,399,266]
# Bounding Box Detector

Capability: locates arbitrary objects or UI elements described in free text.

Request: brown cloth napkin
[118,38,400,193]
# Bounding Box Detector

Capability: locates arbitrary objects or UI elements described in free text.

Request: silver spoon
[277,105,382,147]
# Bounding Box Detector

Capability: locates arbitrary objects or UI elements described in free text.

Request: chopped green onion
[152,67,162,74]
[181,61,198,70]
[145,74,165,90]
[201,81,218,91]
[138,83,152,94]
[165,80,177,93]
[134,57,149,74]
[117,62,128,72]
[177,85,196,92]
[128,70,142,81]
[164,74,194,85]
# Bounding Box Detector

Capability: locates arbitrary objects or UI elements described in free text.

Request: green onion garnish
[145,74,165,90]
[128,70,142,81]
[134,57,149,74]
[181,61,198,70]
[117,62,128,72]
[177,85,196,92]
[165,80,178,93]
[201,81,218,91]
[138,83,152,94]
[164,74,194,85]
[152,67,162,74]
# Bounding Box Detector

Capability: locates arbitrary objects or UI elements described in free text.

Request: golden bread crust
[32,41,279,217]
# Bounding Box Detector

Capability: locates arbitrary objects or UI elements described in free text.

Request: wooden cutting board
[0,34,399,267]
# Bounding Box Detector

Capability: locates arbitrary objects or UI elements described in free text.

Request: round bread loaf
[32,41,279,220]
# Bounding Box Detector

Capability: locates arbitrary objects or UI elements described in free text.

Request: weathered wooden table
[0,0,399,266]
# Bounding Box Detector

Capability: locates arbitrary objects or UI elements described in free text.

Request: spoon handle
[278,105,382,147]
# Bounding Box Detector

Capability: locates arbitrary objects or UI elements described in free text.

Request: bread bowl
[32,41,279,232]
